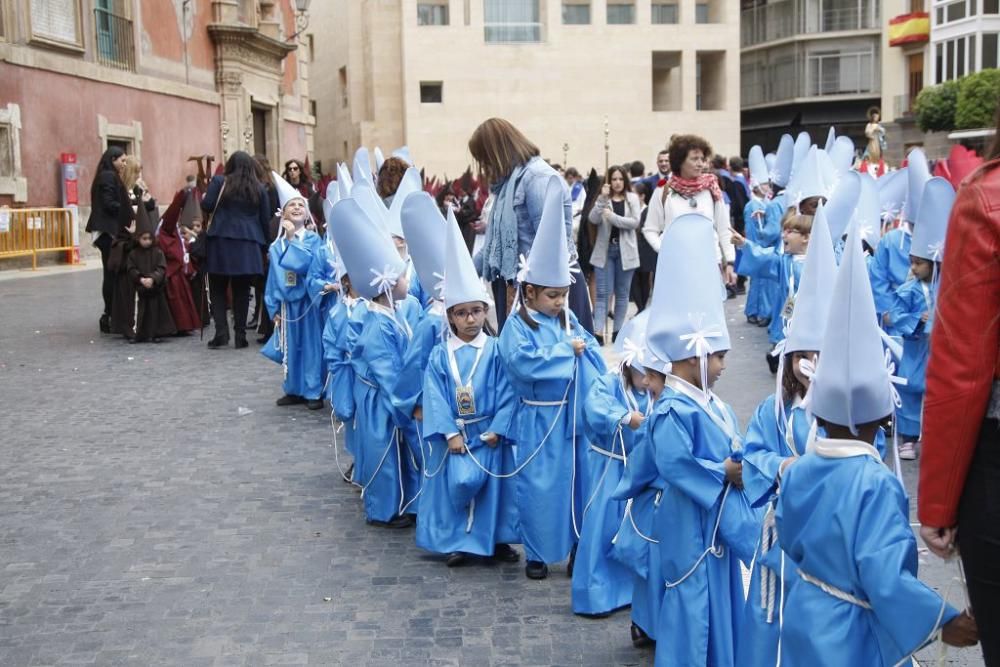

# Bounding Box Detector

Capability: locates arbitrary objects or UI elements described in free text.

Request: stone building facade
[0,0,314,223]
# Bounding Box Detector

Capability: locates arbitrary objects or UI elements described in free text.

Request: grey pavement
[0,270,983,666]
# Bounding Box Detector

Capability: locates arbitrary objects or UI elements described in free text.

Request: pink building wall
[0,64,220,208]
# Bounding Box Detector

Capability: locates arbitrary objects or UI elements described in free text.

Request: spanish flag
[889,12,930,46]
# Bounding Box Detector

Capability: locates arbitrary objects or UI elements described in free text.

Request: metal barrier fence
[0,208,78,270]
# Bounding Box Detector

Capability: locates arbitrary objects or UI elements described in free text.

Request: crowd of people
[83,112,1000,666]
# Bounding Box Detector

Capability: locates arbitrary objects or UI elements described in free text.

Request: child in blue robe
[609,386,664,648]
[776,222,975,666]
[734,212,811,372]
[738,354,815,667]
[742,194,780,326]
[887,257,933,456]
[416,204,519,565]
[497,174,606,580]
[499,286,604,579]
[322,272,361,482]
[573,346,651,616]
[643,211,760,667]
[329,196,415,528]
[263,176,325,410]
[418,303,519,564]
[870,227,911,334]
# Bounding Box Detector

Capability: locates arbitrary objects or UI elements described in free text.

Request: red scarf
[667,173,723,202]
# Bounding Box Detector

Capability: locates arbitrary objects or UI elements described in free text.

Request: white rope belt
[589,444,625,462]
[797,570,872,609]
[456,415,489,427]
[522,398,568,407]
[358,377,378,389]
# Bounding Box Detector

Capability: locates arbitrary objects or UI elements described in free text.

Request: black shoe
[631,622,654,649]
[367,515,414,529]
[207,335,229,349]
[757,318,771,328]
[492,544,520,563]
[276,394,305,407]
[151,337,163,344]
[525,560,548,580]
[594,334,605,346]
[306,398,324,411]
[726,286,737,300]
[766,351,780,374]
[611,329,621,344]
[445,552,468,567]
[256,334,271,345]
[747,315,759,325]
[342,463,354,483]
[129,337,142,344]
[234,335,248,349]
[247,314,259,329]
[735,284,746,296]
[99,315,111,334]
[567,544,578,578]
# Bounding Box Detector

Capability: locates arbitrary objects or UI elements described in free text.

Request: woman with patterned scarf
[641,134,736,286]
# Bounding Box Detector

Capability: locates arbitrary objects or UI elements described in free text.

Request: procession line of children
[256,138,978,665]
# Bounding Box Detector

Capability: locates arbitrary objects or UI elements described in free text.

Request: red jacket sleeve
[918,164,1000,528]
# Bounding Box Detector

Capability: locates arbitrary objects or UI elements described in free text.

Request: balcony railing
[742,47,879,106]
[94,8,135,72]
[742,1,880,48]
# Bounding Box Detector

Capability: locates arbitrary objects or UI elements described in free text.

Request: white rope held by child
[328,410,358,486]
[462,362,577,480]
[398,421,428,516]
[357,427,400,500]
[760,500,779,623]
[663,483,733,589]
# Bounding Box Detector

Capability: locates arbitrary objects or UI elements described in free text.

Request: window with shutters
[29,0,84,48]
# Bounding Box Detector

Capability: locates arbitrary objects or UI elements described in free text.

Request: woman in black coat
[85,146,131,333]
[200,151,272,349]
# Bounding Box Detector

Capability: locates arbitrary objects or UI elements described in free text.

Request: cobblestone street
[0,265,982,666]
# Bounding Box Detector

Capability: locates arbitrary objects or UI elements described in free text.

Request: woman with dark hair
[919,108,1000,667]
[377,157,410,203]
[587,165,642,343]
[85,146,131,333]
[281,159,313,199]
[201,151,272,349]
[642,134,736,287]
[468,117,594,333]
[251,154,280,338]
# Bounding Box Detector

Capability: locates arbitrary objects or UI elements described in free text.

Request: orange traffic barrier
[0,207,79,270]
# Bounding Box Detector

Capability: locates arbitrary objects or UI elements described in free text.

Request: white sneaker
[898,441,918,461]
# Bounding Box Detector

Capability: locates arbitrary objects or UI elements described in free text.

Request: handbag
[448,441,494,512]
[260,329,282,364]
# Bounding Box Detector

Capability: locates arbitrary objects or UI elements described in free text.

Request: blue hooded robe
[263,232,325,400]
[573,371,650,615]
[498,308,605,564]
[870,227,912,336]
[737,244,806,346]
[649,382,759,667]
[887,278,932,437]
[743,198,781,323]
[417,334,519,556]
[776,442,958,666]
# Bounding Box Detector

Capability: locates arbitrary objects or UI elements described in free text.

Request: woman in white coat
[588,165,642,344]
[641,135,736,287]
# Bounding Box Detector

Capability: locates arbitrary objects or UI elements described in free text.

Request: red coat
[918,158,1000,528]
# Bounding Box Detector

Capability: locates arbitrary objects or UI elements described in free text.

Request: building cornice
[741,92,879,112]
[741,28,881,53]
[0,43,220,106]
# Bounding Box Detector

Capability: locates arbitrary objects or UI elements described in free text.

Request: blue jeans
[594,243,634,336]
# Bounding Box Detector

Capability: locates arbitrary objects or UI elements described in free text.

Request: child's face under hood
[282,198,309,229]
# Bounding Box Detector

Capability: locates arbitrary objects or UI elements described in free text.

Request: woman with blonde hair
[468,117,594,333]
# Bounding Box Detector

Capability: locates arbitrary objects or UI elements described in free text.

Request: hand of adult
[920,524,958,560]
[941,610,979,648]
[724,264,737,286]
[730,230,746,247]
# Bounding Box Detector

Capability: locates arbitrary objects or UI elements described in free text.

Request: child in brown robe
[126,206,176,343]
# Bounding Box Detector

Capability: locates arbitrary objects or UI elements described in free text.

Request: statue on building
[864,107,887,163]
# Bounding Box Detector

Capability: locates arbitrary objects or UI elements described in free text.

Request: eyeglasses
[452,307,486,320]
[288,166,300,172]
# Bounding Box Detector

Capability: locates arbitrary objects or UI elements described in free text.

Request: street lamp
[288,0,311,42]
